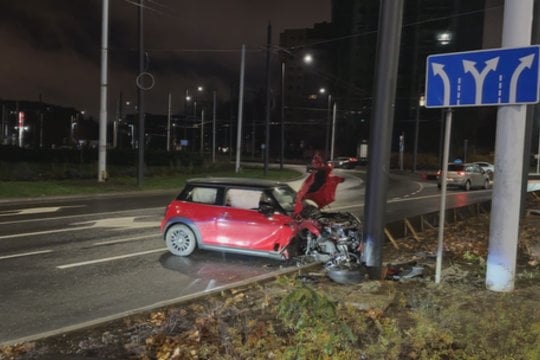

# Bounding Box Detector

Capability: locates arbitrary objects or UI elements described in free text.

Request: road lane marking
[0,250,53,260]
[0,218,159,240]
[56,248,167,269]
[73,217,159,230]
[93,234,160,246]
[0,206,85,217]
[0,226,95,240]
[0,207,163,226]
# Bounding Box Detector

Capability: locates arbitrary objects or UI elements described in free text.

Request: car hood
[294,166,345,214]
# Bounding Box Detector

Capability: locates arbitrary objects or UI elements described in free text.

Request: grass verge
[0,167,301,199]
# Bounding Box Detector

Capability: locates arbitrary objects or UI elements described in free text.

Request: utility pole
[200,109,204,154]
[264,22,272,176]
[167,92,171,152]
[98,0,109,182]
[235,44,246,173]
[280,61,285,169]
[325,94,332,159]
[330,102,337,161]
[137,0,145,187]
[363,0,404,279]
[486,0,534,292]
[212,90,216,163]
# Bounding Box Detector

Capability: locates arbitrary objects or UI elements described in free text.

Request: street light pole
[98,0,109,182]
[280,61,285,169]
[325,93,332,159]
[167,92,171,152]
[412,95,425,172]
[330,102,337,160]
[200,108,204,154]
[137,0,145,187]
[212,90,216,163]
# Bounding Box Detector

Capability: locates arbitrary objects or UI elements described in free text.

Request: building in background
[278,0,500,163]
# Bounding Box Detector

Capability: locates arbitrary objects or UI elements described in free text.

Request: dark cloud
[0,0,330,116]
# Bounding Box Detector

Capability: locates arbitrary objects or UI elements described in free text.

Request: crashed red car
[160,167,362,261]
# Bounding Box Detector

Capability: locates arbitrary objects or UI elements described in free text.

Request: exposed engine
[297,205,363,266]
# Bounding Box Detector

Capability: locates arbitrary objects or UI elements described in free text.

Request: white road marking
[0,226,95,240]
[93,234,159,246]
[0,217,159,240]
[0,207,163,226]
[57,248,167,269]
[0,206,85,217]
[73,217,159,230]
[0,250,53,260]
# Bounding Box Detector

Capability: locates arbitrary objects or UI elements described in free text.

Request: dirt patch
[2,195,540,360]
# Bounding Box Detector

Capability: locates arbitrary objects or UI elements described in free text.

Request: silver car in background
[437,163,490,191]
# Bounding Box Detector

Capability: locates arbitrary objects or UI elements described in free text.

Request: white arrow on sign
[463,57,499,105]
[432,63,451,106]
[509,54,535,103]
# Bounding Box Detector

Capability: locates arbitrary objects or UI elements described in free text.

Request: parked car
[160,167,363,263]
[327,156,359,169]
[437,163,490,191]
[472,161,495,179]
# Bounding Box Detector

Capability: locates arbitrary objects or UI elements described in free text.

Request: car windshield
[271,185,297,213]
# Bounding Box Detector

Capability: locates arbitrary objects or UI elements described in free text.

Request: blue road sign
[425,46,540,108]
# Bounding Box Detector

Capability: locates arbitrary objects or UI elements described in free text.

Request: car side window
[225,189,264,210]
[187,187,218,204]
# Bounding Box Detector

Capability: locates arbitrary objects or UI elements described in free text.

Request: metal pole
[537,125,540,173]
[435,108,452,284]
[363,0,404,279]
[413,100,420,172]
[235,44,246,173]
[399,132,404,171]
[137,0,145,187]
[0,104,4,141]
[200,109,205,154]
[325,94,332,158]
[280,61,285,169]
[212,90,216,163]
[167,92,171,152]
[486,0,534,292]
[39,112,43,148]
[98,0,109,182]
[330,102,337,160]
[264,22,272,176]
[113,101,118,149]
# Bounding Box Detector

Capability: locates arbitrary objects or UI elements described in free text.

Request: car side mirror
[258,201,274,217]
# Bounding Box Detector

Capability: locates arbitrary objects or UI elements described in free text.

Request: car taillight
[437,170,441,175]
[457,171,465,176]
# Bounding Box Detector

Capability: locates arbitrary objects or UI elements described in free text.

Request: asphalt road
[0,169,492,345]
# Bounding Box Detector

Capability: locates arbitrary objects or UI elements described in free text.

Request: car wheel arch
[163,217,202,244]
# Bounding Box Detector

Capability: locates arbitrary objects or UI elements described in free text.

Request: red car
[160,167,362,261]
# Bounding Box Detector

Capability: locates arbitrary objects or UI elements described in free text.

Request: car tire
[165,223,197,256]
[464,180,471,191]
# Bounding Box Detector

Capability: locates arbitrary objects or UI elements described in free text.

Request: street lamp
[436,31,452,46]
[412,94,425,173]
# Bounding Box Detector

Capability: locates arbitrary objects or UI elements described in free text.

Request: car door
[467,164,484,188]
[214,188,292,251]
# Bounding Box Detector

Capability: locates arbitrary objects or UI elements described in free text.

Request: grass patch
[0,167,301,199]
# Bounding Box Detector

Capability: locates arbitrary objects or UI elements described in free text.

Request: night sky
[0,0,330,117]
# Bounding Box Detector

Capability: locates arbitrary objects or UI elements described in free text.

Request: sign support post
[486,0,534,292]
[435,108,452,284]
